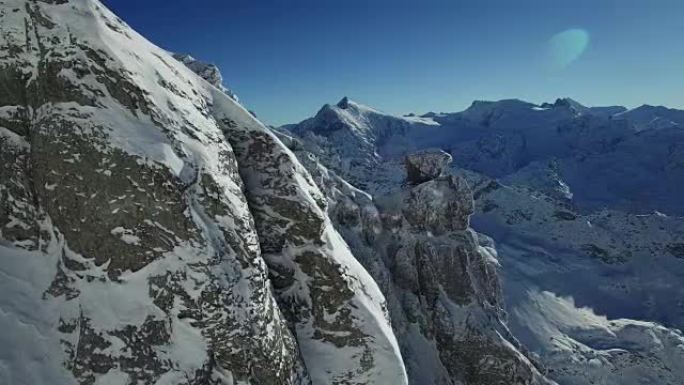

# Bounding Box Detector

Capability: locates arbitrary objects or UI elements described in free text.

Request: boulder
[405,149,453,184]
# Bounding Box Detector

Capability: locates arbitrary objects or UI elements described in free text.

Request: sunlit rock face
[278,131,554,385]
[0,1,406,384]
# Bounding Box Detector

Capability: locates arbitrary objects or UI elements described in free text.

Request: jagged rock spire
[337,96,351,109]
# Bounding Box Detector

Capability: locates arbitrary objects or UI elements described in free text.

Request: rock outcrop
[278,130,554,385]
[404,149,452,185]
[172,53,238,101]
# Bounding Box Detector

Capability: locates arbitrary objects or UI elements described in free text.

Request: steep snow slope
[0,1,406,384]
[281,97,413,190]
[461,170,684,325]
[210,93,407,385]
[551,125,684,214]
[510,291,684,385]
[283,97,684,385]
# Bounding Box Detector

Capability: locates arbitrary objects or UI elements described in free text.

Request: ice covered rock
[404,175,474,234]
[0,1,406,384]
[404,149,453,184]
[173,53,238,100]
[215,102,408,385]
[280,136,554,385]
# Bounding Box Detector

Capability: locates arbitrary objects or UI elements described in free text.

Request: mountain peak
[337,96,352,109]
[462,99,537,120]
[0,2,408,384]
[555,97,583,107]
[468,98,537,110]
[539,97,586,110]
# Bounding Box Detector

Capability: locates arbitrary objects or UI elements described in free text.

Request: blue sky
[104,0,684,125]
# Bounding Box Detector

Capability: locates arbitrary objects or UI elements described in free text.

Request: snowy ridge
[286,96,684,214]
[0,1,406,384]
[209,89,407,384]
[172,53,239,101]
[614,104,684,131]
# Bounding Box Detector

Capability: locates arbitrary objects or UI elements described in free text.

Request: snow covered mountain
[0,1,405,384]
[281,97,684,385]
[276,136,557,385]
[2,1,683,385]
[285,96,684,215]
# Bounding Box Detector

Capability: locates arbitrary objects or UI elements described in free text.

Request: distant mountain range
[283,96,684,215]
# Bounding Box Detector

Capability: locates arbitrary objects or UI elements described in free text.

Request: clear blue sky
[104,0,684,126]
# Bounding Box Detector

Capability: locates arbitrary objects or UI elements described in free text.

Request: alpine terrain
[279,97,684,385]
[0,1,683,385]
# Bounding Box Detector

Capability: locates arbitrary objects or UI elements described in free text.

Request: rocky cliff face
[278,132,554,385]
[0,1,405,384]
